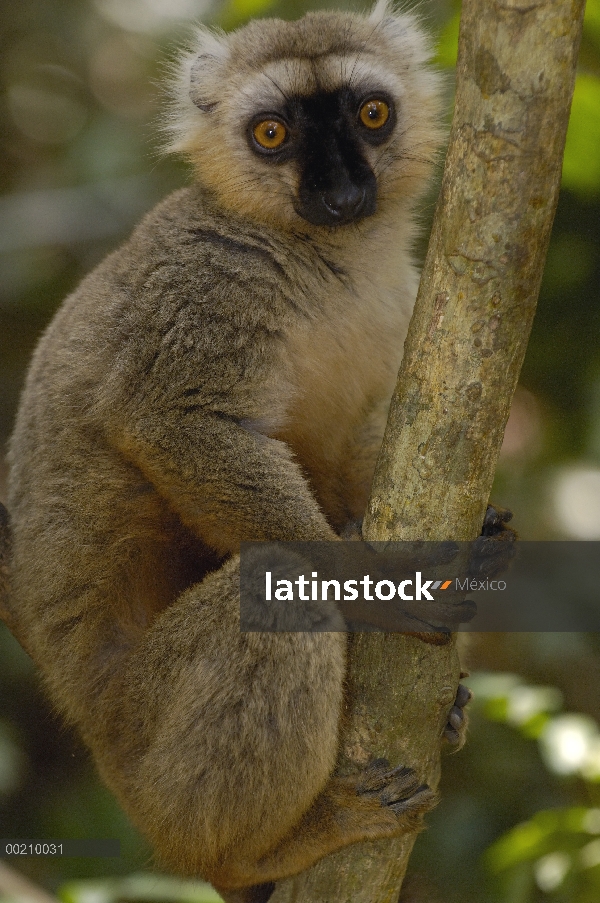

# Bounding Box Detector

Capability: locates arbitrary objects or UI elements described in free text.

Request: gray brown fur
[4,1,444,894]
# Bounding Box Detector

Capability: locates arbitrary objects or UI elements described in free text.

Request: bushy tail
[0,501,13,628]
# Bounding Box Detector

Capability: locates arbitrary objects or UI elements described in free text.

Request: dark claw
[444,727,460,745]
[357,757,393,793]
[469,505,516,580]
[448,706,463,731]
[455,683,472,708]
[389,785,435,817]
[444,683,472,747]
[482,504,513,536]
[357,759,436,816]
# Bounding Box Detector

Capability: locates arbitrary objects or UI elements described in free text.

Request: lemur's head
[166,0,443,231]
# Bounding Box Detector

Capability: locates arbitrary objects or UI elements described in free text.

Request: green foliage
[222,0,276,15]
[471,673,563,739]
[486,807,600,884]
[219,0,277,30]
[435,10,460,69]
[562,74,600,197]
[582,0,600,53]
[59,873,224,903]
[472,673,600,901]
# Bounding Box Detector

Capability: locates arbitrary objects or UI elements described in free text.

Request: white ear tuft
[160,25,230,158]
[188,27,230,112]
[369,0,394,22]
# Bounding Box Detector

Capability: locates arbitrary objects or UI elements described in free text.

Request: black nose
[321,184,365,222]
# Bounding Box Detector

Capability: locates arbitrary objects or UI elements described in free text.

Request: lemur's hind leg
[210,759,436,893]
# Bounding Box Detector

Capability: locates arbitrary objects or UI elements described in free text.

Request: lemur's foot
[469,505,516,579]
[357,759,436,822]
[482,504,514,537]
[443,681,472,748]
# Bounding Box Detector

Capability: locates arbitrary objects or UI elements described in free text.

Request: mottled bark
[272,1,584,901]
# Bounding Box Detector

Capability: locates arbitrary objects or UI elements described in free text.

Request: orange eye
[253,119,287,150]
[359,99,390,130]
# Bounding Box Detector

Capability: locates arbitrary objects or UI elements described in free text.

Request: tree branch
[272,1,584,900]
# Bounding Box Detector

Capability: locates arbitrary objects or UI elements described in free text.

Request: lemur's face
[247,86,396,227]
[166,6,443,231]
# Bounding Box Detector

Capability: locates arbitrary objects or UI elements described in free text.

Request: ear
[369,0,393,22]
[368,5,433,66]
[188,27,230,113]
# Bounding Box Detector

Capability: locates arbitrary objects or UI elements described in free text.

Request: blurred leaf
[59,873,224,903]
[228,0,276,13]
[539,713,600,776]
[435,10,460,68]
[562,74,600,196]
[487,811,561,871]
[584,0,600,51]
[485,807,600,900]
[469,674,563,736]
[534,850,572,893]
[219,0,277,29]
[483,696,510,722]
[486,808,592,872]
[520,711,551,740]
[497,861,535,903]
[467,671,523,699]
[507,687,563,728]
